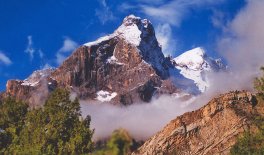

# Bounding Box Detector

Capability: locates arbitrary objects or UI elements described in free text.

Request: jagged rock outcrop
[4,68,57,107]
[133,91,260,155]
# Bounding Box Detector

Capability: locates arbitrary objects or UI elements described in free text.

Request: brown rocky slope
[133,91,262,155]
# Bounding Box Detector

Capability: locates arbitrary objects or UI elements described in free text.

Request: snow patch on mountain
[96,90,117,102]
[107,55,124,65]
[84,35,115,47]
[115,23,141,46]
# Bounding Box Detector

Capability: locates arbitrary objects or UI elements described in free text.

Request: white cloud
[156,23,177,56]
[58,38,78,53]
[211,10,226,29]
[136,0,165,5]
[38,49,44,59]
[207,0,264,93]
[219,0,264,73]
[119,0,226,57]
[80,94,212,140]
[24,35,35,60]
[118,3,137,12]
[56,38,78,65]
[42,63,53,69]
[95,0,115,24]
[0,51,12,65]
[122,0,225,26]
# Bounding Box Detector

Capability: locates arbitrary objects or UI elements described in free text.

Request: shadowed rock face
[133,91,260,155]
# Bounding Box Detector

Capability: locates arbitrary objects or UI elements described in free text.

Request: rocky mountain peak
[2,15,226,106]
[173,47,207,71]
[121,14,152,31]
[172,47,226,92]
[115,15,156,46]
[121,14,141,26]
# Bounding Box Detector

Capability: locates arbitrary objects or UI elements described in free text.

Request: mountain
[1,15,225,107]
[133,91,260,155]
[172,47,226,92]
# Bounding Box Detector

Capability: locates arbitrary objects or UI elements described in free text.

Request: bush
[254,67,264,100]
[231,67,264,154]
[94,129,140,155]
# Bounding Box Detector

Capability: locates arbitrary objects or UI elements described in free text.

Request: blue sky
[0,0,246,91]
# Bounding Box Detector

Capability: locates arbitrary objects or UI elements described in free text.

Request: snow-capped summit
[115,14,155,46]
[173,47,226,92]
[84,15,168,78]
[84,14,154,47]
[121,14,141,26]
[174,47,207,71]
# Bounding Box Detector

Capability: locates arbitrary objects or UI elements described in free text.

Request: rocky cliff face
[133,91,260,155]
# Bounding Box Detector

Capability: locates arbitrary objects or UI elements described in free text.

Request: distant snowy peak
[21,68,55,87]
[174,47,225,71]
[173,47,226,92]
[174,47,208,71]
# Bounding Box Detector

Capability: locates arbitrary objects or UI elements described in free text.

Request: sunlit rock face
[133,91,258,155]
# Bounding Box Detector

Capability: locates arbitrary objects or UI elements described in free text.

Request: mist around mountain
[1,1,264,154]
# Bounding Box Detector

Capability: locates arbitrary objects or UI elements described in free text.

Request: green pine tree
[2,88,94,154]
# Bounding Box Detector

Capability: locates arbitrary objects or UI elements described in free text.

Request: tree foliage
[94,129,137,155]
[0,97,28,152]
[0,88,94,154]
[230,117,264,155]
[254,67,264,100]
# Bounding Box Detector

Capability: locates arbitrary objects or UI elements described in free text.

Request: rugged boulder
[133,91,260,155]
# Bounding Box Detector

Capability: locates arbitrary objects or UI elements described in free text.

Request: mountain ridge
[2,15,225,107]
